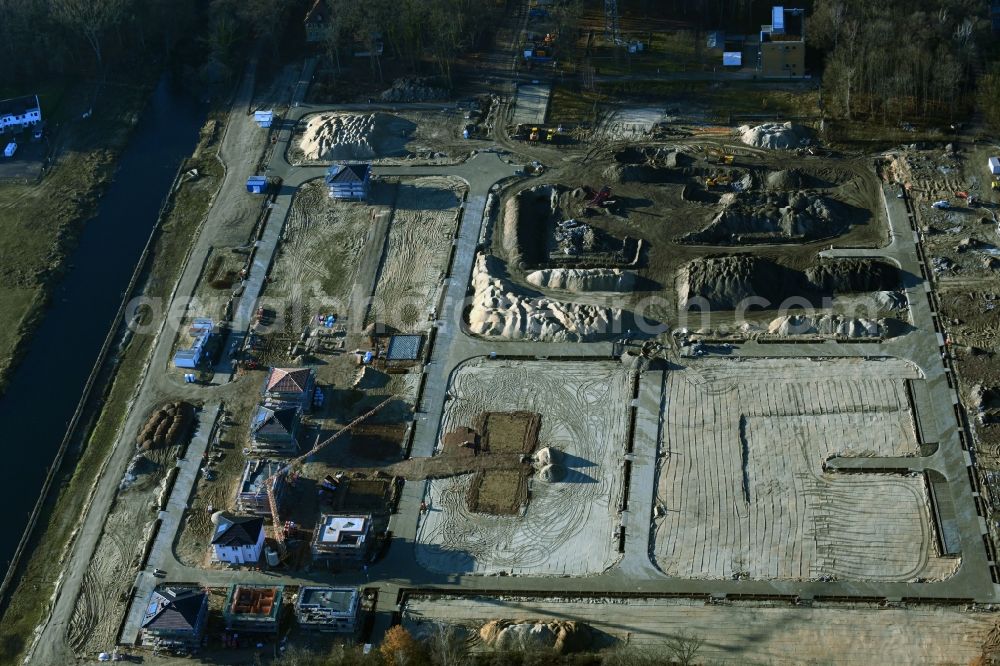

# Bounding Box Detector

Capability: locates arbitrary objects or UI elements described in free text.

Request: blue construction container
[246,176,267,194]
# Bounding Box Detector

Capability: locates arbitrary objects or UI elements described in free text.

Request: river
[0,77,205,578]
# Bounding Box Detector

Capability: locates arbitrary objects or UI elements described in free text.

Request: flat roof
[298,587,358,612]
[387,334,423,361]
[316,515,368,545]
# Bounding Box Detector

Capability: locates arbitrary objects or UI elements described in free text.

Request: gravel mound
[299,112,415,160]
[526,268,636,292]
[767,315,883,337]
[469,255,620,341]
[685,191,845,243]
[738,121,812,149]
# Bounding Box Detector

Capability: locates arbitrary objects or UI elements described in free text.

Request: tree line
[319,0,504,85]
[0,0,302,91]
[808,0,991,123]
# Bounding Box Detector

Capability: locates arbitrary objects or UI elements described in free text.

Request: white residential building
[0,95,41,131]
[211,515,265,565]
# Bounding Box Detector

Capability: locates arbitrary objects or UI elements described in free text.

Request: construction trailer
[173,321,214,369]
[989,156,1000,176]
[246,175,268,194]
[254,110,274,128]
[236,459,286,516]
[295,587,360,633]
[140,586,208,652]
[223,584,283,633]
[0,94,41,131]
[325,163,371,200]
[311,514,373,566]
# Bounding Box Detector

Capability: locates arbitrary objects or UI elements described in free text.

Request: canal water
[0,77,205,579]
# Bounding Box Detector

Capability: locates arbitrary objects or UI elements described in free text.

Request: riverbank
[0,111,226,662]
[0,79,158,395]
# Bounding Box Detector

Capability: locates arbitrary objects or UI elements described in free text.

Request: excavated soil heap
[684,190,848,243]
[679,256,899,310]
[806,259,899,293]
[679,256,815,310]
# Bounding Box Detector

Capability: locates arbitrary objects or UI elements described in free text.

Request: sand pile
[298,113,414,161]
[353,365,389,390]
[537,463,567,482]
[469,255,621,342]
[684,191,844,243]
[534,447,562,465]
[479,620,591,654]
[526,268,636,292]
[738,121,812,149]
[767,315,883,337]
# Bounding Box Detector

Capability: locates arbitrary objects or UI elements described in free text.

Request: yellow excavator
[706,147,735,165]
[705,175,732,189]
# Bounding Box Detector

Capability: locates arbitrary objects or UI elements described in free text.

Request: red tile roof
[266,368,312,394]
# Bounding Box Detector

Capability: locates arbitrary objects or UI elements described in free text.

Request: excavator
[705,147,735,166]
[705,175,732,189]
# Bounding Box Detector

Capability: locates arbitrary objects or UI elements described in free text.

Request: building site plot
[402,595,997,665]
[654,356,957,582]
[415,359,631,576]
[366,176,465,332]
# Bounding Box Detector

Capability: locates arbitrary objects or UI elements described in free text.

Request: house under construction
[223,584,283,634]
[295,586,360,633]
[236,459,286,517]
[311,514,373,566]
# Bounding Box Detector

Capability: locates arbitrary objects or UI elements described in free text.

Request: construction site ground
[15,7,1000,664]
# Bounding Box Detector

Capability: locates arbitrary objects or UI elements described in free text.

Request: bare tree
[426,623,469,666]
[665,632,705,666]
[50,0,130,68]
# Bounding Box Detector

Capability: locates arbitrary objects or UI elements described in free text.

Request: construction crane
[264,396,394,545]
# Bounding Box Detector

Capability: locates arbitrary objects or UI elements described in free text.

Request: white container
[3,142,15,158]
[990,156,1000,175]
